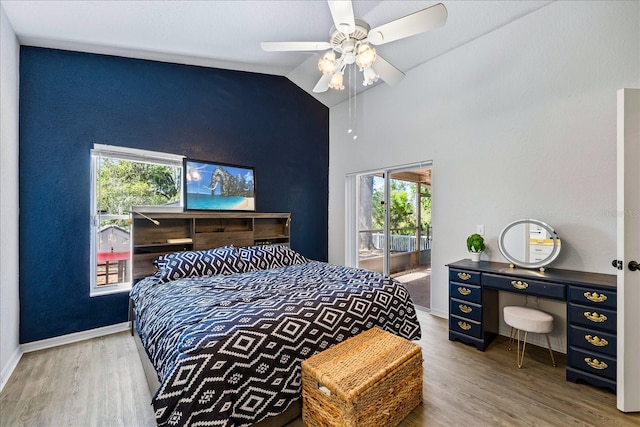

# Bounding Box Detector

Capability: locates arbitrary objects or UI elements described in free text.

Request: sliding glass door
[354,163,432,308]
[357,172,386,273]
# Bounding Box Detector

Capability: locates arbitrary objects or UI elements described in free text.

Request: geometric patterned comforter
[130,261,422,427]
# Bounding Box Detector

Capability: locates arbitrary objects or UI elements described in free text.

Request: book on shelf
[166,238,193,244]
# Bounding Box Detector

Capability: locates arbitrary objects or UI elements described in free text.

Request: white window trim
[90,144,184,297]
[92,143,185,164]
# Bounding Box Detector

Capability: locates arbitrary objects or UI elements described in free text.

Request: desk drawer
[569,325,616,357]
[568,346,616,381]
[482,274,565,300]
[449,269,480,285]
[449,282,481,304]
[450,298,482,322]
[450,315,482,339]
[569,303,616,333]
[568,286,616,310]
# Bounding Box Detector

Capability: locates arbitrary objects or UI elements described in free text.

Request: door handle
[629,260,639,272]
[612,259,623,270]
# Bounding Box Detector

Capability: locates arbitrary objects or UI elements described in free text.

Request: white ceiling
[1,0,552,107]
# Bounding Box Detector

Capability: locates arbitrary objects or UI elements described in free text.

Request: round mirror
[498,219,561,271]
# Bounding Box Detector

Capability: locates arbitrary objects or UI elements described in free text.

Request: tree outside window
[91,146,182,294]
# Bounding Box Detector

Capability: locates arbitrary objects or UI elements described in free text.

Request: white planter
[469,252,482,262]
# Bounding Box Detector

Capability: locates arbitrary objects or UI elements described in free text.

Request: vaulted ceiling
[2,0,552,107]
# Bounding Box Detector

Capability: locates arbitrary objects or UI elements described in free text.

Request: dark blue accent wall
[19,47,329,343]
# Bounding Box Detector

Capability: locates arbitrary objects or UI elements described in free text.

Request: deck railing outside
[371,232,431,252]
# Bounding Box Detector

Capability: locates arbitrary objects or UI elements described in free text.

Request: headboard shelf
[131,211,291,281]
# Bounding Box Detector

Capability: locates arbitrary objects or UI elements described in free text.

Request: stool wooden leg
[544,334,557,367]
[517,330,528,369]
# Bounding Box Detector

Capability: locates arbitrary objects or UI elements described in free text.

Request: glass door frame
[346,160,432,275]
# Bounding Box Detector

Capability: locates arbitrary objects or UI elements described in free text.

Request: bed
[130,244,422,427]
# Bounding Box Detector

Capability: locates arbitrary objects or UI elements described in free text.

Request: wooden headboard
[130,211,290,281]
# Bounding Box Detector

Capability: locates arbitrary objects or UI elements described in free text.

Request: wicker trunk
[301,327,423,427]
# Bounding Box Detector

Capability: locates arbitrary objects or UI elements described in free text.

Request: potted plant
[467,233,485,262]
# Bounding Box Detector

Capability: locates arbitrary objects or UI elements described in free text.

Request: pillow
[156,245,245,284]
[152,253,170,274]
[239,245,309,271]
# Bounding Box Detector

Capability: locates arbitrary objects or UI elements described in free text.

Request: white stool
[503,306,556,368]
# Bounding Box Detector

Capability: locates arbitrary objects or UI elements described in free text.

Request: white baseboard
[428,308,448,319]
[0,346,23,393]
[1,323,130,392]
[21,322,130,354]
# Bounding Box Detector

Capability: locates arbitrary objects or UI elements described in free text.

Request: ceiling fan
[261,1,447,93]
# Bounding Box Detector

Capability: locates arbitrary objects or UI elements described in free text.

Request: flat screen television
[184,159,256,211]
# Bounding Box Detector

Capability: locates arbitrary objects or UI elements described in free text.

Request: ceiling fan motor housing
[329,18,370,53]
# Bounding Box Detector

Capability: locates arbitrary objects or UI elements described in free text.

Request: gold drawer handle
[584,358,608,370]
[584,312,608,323]
[457,272,471,281]
[585,335,608,347]
[584,292,608,303]
[457,287,472,296]
[459,304,473,314]
[458,321,472,331]
[511,280,529,290]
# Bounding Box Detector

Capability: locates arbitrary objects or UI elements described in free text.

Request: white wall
[0,3,21,391]
[328,1,639,348]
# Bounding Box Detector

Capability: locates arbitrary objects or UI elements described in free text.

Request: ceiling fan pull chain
[347,65,352,135]
[352,65,357,140]
[347,64,357,140]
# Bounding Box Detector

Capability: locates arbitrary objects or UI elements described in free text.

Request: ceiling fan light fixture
[355,43,377,69]
[318,51,337,74]
[328,72,345,90]
[262,1,448,94]
[362,66,379,86]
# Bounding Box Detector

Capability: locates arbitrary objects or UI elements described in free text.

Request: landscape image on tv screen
[184,159,255,211]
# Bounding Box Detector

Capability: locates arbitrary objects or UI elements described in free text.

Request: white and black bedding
[131,245,421,427]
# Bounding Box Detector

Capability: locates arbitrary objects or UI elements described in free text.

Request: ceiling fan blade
[368,3,447,46]
[312,73,332,93]
[261,41,331,52]
[372,56,405,86]
[327,0,356,35]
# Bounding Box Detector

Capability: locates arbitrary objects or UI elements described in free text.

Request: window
[90,144,183,296]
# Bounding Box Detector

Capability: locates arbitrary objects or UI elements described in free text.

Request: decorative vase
[469,252,482,262]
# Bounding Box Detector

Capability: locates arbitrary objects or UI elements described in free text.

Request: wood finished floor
[1,309,638,427]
